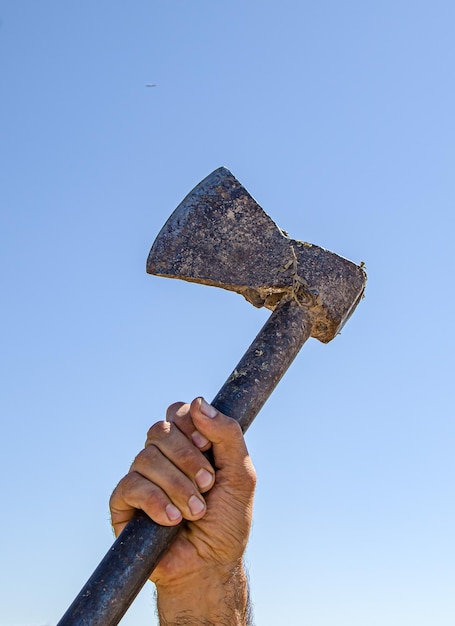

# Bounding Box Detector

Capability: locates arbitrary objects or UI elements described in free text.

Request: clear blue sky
[1,2,454,624]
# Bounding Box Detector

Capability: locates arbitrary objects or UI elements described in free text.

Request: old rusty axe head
[147,167,366,344]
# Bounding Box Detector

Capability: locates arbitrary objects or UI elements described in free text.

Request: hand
[110,397,256,625]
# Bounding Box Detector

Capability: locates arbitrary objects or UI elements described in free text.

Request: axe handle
[57,298,311,626]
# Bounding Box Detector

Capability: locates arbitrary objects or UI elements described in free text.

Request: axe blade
[147,167,366,342]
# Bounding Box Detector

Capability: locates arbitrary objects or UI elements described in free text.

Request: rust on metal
[147,167,366,342]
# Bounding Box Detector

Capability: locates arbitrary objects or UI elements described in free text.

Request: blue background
[1,2,454,624]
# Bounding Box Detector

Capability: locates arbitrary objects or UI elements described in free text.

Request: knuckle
[223,416,243,437]
[142,485,167,510]
[133,444,160,472]
[230,459,257,493]
[244,462,257,490]
[111,471,141,504]
[109,483,121,509]
[145,420,171,444]
[166,402,187,422]
[174,445,197,467]
[121,470,142,492]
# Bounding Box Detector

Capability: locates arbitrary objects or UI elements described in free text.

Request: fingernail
[200,398,217,419]
[165,504,182,522]
[188,494,205,515]
[195,468,213,489]
[191,430,210,448]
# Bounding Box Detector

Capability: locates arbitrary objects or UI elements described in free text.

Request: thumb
[189,397,250,471]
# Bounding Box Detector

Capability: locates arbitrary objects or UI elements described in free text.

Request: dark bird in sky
[146,83,157,87]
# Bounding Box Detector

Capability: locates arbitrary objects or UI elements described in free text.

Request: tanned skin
[110,397,256,626]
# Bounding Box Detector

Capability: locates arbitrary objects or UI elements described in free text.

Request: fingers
[110,471,183,536]
[189,398,253,474]
[110,397,256,538]
[166,398,249,470]
[110,415,215,536]
[168,397,256,495]
[144,419,215,493]
[165,402,212,451]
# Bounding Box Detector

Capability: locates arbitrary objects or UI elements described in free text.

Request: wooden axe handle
[57,298,311,626]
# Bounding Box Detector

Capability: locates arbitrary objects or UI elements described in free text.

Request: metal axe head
[147,167,366,343]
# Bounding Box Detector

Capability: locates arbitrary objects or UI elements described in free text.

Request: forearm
[156,560,253,626]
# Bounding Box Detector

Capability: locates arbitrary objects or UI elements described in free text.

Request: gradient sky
[1,2,454,625]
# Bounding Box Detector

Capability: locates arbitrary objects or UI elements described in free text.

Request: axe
[57,167,366,626]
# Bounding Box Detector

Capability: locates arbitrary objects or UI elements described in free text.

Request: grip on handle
[57,299,311,626]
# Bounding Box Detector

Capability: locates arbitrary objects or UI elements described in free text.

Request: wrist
[156,559,252,626]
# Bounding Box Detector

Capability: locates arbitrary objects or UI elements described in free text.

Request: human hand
[109,397,256,624]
